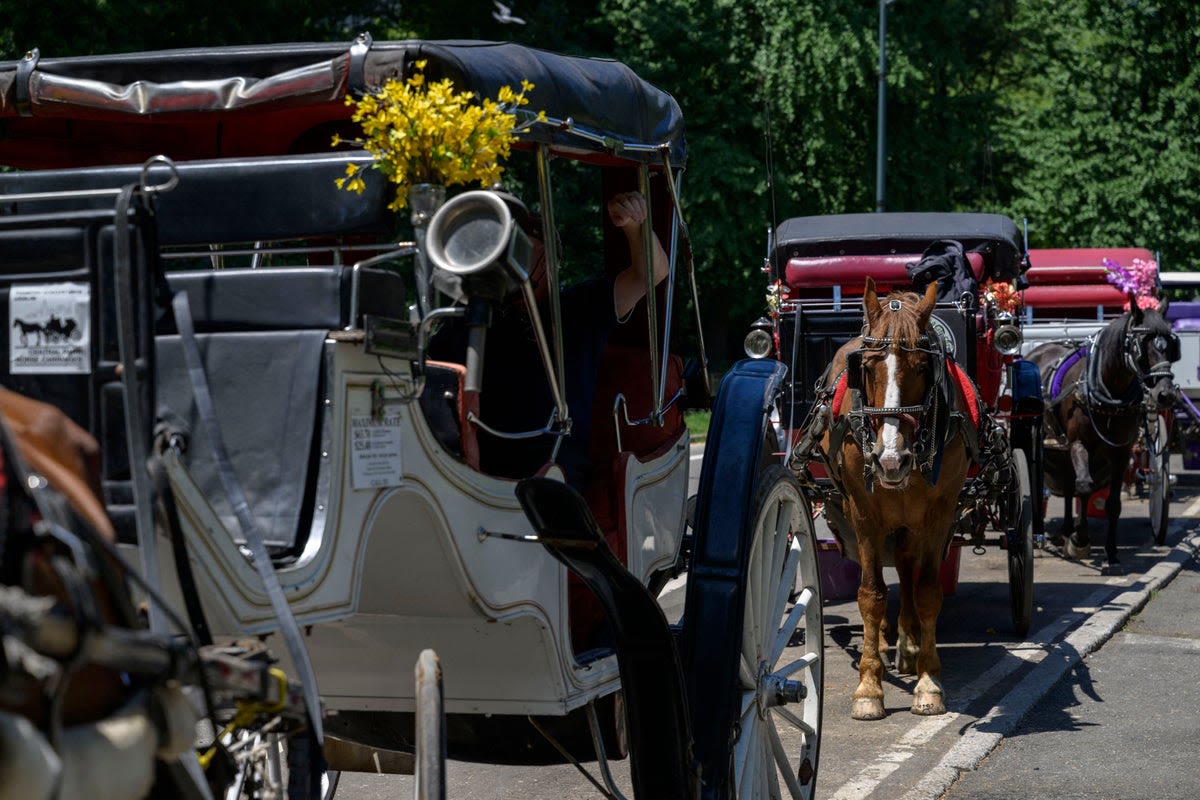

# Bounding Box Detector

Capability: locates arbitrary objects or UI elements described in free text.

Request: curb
[900,522,1200,800]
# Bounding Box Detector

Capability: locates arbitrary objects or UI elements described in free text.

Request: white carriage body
[150,335,689,716]
[1161,272,1200,400]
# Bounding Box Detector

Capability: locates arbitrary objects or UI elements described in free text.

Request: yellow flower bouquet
[334,60,544,211]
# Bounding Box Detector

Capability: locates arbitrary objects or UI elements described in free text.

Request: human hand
[607,192,648,230]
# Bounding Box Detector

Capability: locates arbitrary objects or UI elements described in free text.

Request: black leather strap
[15,48,38,116]
[149,452,212,647]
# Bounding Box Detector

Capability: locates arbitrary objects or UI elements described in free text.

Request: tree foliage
[4,0,1199,366]
[992,0,1200,267]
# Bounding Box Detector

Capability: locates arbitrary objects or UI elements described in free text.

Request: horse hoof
[1064,539,1090,560]
[912,691,946,716]
[851,697,886,721]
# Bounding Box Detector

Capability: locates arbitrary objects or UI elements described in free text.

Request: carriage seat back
[155,267,371,556]
[1023,248,1153,317]
[784,252,984,297]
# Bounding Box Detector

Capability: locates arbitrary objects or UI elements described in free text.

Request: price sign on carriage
[8,283,91,374]
[349,413,404,489]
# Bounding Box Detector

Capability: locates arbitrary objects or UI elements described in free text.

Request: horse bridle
[1127,322,1179,389]
[1078,316,1179,448]
[844,306,947,484]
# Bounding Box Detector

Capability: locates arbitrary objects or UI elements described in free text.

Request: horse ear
[916,280,939,328]
[1128,291,1144,323]
[863,276,881,324]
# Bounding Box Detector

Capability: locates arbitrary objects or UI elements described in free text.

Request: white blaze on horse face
[880,351,902,465]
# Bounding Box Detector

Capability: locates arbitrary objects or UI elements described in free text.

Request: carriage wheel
[682,359,820,799]
[1147,414,1171,545]
[1003,448,1034,638]
[699,464,824,800]
[284,734,341,800]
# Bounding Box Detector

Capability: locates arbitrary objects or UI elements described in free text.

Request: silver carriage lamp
[425,190,537,394]
[426,189,535,297]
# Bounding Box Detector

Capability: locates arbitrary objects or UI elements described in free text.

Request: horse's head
[1127,301,1180,410]
[848,277,942,490]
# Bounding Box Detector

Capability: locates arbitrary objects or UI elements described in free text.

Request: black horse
[1025,300,1179,574]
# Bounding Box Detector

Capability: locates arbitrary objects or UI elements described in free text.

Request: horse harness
[1043,316,1179,449]
[814,301,983,491]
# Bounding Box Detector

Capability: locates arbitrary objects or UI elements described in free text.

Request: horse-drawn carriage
[0,38,824,799]
[743,212,1041,719]
[1020,248,1180,564]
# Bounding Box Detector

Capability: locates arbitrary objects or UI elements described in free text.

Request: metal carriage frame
[744,212,1042,637]
[0,37,825,800]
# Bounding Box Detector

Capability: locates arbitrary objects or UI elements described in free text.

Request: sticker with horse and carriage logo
[8,283,91,374]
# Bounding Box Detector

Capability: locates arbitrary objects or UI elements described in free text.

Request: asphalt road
[333,453,1200,800]
[938,548,1200,800]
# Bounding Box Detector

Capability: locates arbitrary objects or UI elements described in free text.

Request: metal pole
[875,0,893,213]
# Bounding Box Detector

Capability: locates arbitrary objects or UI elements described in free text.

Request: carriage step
[515,477,699,800]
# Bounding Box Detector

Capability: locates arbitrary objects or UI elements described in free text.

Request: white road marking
[825,582,1117,800]
[1184,494,1200,519]
[659,575,687,599]
[829,713,959,800]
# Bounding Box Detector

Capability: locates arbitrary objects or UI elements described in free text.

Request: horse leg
[1102,471,1124,575]
[1069,440,1094,496]
[1064,442,1092,558]
[908,551,946,715]
[894,545,920,676]
[852,540,888,721]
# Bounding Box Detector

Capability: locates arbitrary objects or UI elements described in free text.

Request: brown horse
[820,278,973,720]
[0,386,136,728]
[1025,302,1179,574]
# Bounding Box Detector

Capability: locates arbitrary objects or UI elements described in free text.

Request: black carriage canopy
[771,212,1024,283]
[0,36,686,169]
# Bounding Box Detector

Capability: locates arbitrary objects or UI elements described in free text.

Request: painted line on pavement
[897,522,1200,800]
[826,578,1116,800]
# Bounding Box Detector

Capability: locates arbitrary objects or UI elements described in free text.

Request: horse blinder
[846,350,863,390]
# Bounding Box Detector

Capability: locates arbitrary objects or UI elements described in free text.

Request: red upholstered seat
[568,344,686,654]
[1025,248,1153,285]
[1022,284,1127,311]
[1023,247,1153,314]
[784,252,984,296]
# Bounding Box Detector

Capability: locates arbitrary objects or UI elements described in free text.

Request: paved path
[938,533,1200,799]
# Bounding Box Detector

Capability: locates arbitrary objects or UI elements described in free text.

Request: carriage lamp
[744,317,775,359]
[991,313,1023,356]
[426,189,534,300]
[426,190,536,393]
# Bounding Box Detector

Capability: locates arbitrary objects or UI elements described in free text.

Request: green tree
[602,0,1023,366]
[0,0,403,58]
[993,0,1200,269]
